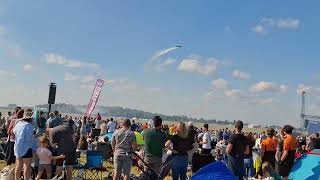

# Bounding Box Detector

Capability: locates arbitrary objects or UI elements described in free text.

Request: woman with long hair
[165,122,190,180]
[13,109,36,180]
[5,108,23,165]
[80,116,87,137]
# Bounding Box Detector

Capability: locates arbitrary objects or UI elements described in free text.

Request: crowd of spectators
[0,108,319,180]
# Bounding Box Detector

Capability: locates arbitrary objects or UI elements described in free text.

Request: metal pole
[300,91,306,129]
[48,103,52,116]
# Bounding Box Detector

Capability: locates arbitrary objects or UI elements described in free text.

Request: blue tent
[190,161,237,180]
[289,149,320,180]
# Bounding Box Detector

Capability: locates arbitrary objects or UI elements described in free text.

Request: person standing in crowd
[112,119,137,180]
[107,118,117,133]
[47,110,63,128]
[279,125,297,180]
[223,128,230,141]
[244,132,255,179]
[95,113,102,129]
[0,115,6,136]
[143,116,167,175]
[307,133,320,151]
[5,108,22,165]
[199,124,212,154]
[260,131,267,142]
[80,116,88,137]
[74,117,80,129]
[5,111,12,129]
[187,121,198,163]
[275,129,284,176]
[47,125,77,180]
[46,112,54,126]
[259,128,277,179]
[37,111,47,135]
[100,119,108,135]
[13,109,36,180]
[66,116,75,138]
[226,120,249,180]
[165,122,190,180]
[131,120,138,132]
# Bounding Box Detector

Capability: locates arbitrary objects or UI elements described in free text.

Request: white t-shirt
[107,121,117,133]
[36,147,52,165]
[202,132,212,149]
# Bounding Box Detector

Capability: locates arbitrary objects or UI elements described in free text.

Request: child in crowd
[36,135,65,180]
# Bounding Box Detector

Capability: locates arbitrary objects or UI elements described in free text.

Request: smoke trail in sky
[150,46,179,62]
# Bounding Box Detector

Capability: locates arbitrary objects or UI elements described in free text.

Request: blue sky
[0,0,320,126]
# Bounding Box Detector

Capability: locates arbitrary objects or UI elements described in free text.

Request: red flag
[86,79,104,116]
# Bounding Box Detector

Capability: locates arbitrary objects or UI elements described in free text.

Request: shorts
[144,155,162,174]
[22,148,33,158]
[114,155,132,176]
[278,161,293,177]
[227,156,245,179]
[38,164,52,175]
[56,151,77,166]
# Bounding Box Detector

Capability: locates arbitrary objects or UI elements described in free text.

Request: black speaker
[48,84,56,104]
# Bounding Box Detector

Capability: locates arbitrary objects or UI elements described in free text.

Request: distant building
[248,124,260,128]
[8,104,17,109]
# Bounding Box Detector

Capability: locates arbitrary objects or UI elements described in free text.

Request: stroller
[129,151,159,180]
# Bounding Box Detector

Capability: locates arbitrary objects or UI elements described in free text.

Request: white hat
[188,121,193,126]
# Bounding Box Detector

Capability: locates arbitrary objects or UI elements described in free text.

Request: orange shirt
[284,134,297,151]
[261,137,278,152]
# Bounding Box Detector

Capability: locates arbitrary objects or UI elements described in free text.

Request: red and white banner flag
[86,79,104,117]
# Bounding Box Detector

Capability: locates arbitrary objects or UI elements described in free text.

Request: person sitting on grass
[36,135,65,180]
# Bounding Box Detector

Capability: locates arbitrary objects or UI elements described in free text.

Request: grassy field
[0,157,173,180]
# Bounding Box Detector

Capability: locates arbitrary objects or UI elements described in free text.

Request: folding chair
[80,151,107,180]
[96,142,112,160]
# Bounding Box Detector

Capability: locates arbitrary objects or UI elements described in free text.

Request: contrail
[150,46,181,62]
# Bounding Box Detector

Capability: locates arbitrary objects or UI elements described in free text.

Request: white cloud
[232,70,251,80]
[23,64,34,71]
[45,53,98,69]
[296,84,320,95]
[64,72,96,83]
[0,69,16,77]
[250,81,288,94]
[261,18,275,27]
[225,89,249,99]
[251,25,268,35]
[212,78,229,89]
[178,56,219,75]
[277,18,300,29]
[252,17,300,35]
